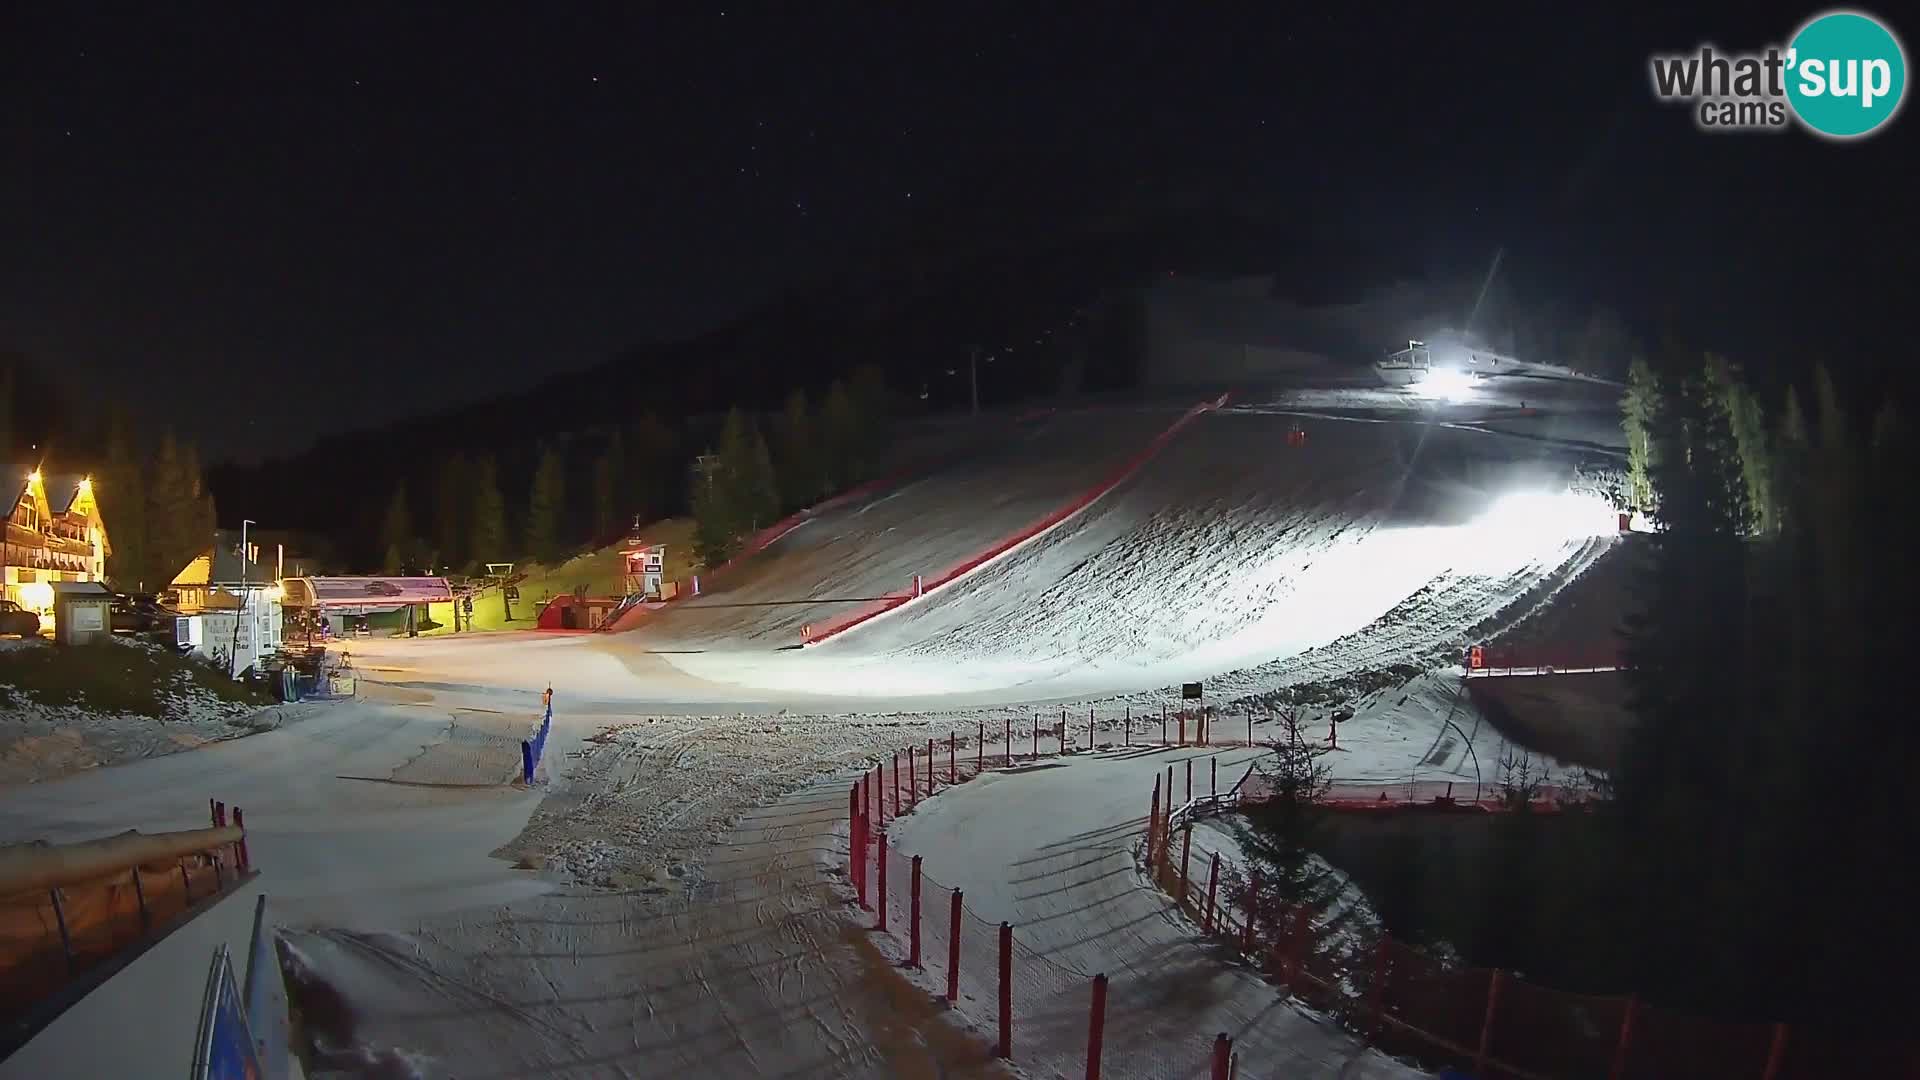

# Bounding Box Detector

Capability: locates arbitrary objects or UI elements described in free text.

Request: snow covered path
[885,747,1425,1078]
[277,778,1015,1078]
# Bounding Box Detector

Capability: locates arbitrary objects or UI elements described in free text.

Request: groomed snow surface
[3,393,1626,1077]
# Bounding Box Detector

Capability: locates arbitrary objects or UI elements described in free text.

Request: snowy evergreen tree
[524,444,566,565]
[468,455,508,571]
[379,484,414,573]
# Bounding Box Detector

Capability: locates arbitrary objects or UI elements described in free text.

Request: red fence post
[1204,852,1220,933]
[893,753,901,819]
[872,764,881,825]
[998,922,1013,1058]
[949,731,956,783]
[848,782,860,887]
[977,721,983,773]
[1609,994,1639,1080]
[1186,758,1193,803]
[908,745,917,808]
[1211,1033,1231,1080]
[1475,970,1505,1074]
[1761,1023,1789,1080]
[876,833,889,932]
[860,804,872,902]
[1243,870,1260,954]
[909,855,923,968]
[1211,756,1218,799]
[1179,825,1193,908]
[1147,778,1162,866]
[1031,717,1038,758]
[1085,972,1109,1080]
[947,889,963,1002]
[926,738,935,795]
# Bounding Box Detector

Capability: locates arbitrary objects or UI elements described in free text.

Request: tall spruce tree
[144,431,198,590]
[524,444,566,565]
[380,484,414,573]
[469,455,508,571]
[100,411,149,590]
[434,453,471,573]
[593,431,624,541]
[776,388,819,510]
[820,380,858,490]
[689,452,737,566]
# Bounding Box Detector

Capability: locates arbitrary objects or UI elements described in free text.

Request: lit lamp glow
[17,581,54,612]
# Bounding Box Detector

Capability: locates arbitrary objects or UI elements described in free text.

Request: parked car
[0,600,41,638]
[111,593,182,635]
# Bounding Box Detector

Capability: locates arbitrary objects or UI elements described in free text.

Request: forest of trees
[370,366,895,576]
[1611,347,1913,1026]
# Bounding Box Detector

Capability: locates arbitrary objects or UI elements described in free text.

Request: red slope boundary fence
[1465,642,1623,679]
[1142,779,1919,1079]
[845,721,1248,1078]
[803,393,1233,647]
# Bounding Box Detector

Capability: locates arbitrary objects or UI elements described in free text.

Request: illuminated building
[2,469,109,615]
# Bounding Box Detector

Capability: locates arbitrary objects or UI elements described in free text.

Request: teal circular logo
[1786,10,1907,138]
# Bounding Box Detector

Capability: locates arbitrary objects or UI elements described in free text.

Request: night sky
[5,5,1911,460]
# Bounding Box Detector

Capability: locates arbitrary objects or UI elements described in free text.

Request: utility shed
[50,581,113,645]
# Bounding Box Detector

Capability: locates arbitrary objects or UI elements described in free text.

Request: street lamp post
[231,519,256,678]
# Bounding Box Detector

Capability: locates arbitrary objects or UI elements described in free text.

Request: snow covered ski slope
[652,409,1622,704]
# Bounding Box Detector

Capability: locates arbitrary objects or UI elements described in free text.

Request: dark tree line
[368,366,895,575]
[1615,346,1914,1027]
[375,412,679,576]
[690,368,892,566]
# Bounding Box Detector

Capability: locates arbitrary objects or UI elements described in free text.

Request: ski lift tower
[619,519,666,599]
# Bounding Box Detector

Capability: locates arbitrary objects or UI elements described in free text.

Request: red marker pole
[876,834,889,931]
[947,890,963,1002]
[893,753,901,818]
[926,738,935,794]
[949,731,956,784]
[907,745,916,809]
[909,855,923,968]
[1004,718,1011,763]
[997,923,1013,1058]
[1147,778,1161,864]
[1086,973,1109,1080]
[1204,852,1221,933]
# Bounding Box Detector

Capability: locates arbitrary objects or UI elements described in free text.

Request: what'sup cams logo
[1650,9,1906,138]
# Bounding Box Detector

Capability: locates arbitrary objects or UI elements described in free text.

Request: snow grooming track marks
[620,405,1192,652]
[732,409,1617,705]
[802,394,1232,646]
[277,778,1016,1078]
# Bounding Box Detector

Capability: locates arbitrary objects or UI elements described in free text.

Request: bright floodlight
[1413,367,1477,402]
[1480,491,1621,544]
